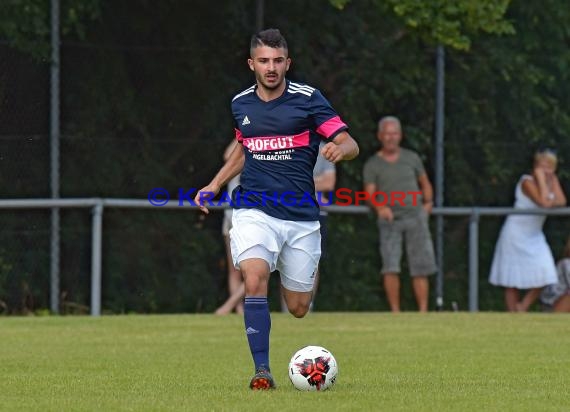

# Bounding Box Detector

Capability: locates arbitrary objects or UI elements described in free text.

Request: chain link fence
[1,20,569,314]
[1,43,233,314]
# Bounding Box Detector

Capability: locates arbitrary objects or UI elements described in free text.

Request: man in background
[363,116,436,312]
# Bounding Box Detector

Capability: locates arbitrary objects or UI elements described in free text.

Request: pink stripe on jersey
[316,116,347,139]
[242,131,310,152]
[235,128,243,142]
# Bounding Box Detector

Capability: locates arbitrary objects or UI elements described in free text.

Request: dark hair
[250,28,288,51]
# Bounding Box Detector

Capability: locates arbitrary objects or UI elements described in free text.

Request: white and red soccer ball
[288,345,338,391]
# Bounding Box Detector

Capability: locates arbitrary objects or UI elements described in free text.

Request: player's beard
[256,71,284,91]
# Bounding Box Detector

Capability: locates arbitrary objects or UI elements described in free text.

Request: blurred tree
[0,0,101,59]
[330,0,513,50]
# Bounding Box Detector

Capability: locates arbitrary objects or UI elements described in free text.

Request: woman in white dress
[489,148,566,312]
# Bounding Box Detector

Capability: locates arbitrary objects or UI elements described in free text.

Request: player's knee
[243,275,269,296]
[288,302,310,318]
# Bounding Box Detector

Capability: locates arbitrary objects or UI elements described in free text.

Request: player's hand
[377,206,394,222]
[194,183,220,214]
[423,201,433,215]
[320,142,346,163]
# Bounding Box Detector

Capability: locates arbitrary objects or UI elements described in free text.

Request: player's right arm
[194,142,245,214]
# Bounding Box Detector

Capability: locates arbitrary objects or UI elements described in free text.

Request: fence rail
[1,198,569,315]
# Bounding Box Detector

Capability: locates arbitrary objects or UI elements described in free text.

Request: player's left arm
[320,131,359,163]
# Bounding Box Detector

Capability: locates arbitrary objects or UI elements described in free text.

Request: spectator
[540,236,570,312]
[541,236,570,312]
[363,116,437,312]
[281,143,336,311]
[489,148,566,312]
[215,140,243,315]
[311,142,337,308]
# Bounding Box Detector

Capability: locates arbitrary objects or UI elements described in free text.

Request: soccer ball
[288,345,338,391]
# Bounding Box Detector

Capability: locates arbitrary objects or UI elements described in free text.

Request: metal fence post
[50,0,61,314]
[434,45,446,310]
[468,209,480,312]
[90,201,104,316]
[256,0,264,32]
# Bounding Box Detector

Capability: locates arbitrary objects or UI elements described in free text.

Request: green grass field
[1,313,569,411]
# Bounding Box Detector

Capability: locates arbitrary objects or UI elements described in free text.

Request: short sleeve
[411,152,425,178]
[231,100,243,142]
[362,157,377,185]
[234,128,243,142]
[310,90,348,140]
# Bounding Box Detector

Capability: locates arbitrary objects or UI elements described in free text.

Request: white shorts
[229,208,321,292]
[221,209,233,236]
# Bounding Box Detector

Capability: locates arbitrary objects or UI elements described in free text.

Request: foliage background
[0,0,569,313]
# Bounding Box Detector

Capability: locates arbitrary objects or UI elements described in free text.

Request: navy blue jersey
[231,80,348,221]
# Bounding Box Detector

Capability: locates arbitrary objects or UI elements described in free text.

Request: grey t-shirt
[362,148,425,219]
[314,143,336,179]
[314,142,336,210]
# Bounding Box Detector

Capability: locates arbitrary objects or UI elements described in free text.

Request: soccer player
[195,28,359,390]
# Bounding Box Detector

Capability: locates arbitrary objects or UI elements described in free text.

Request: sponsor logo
[242,131,309,152]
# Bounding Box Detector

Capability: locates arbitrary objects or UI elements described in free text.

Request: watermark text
[148,188,422,208]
